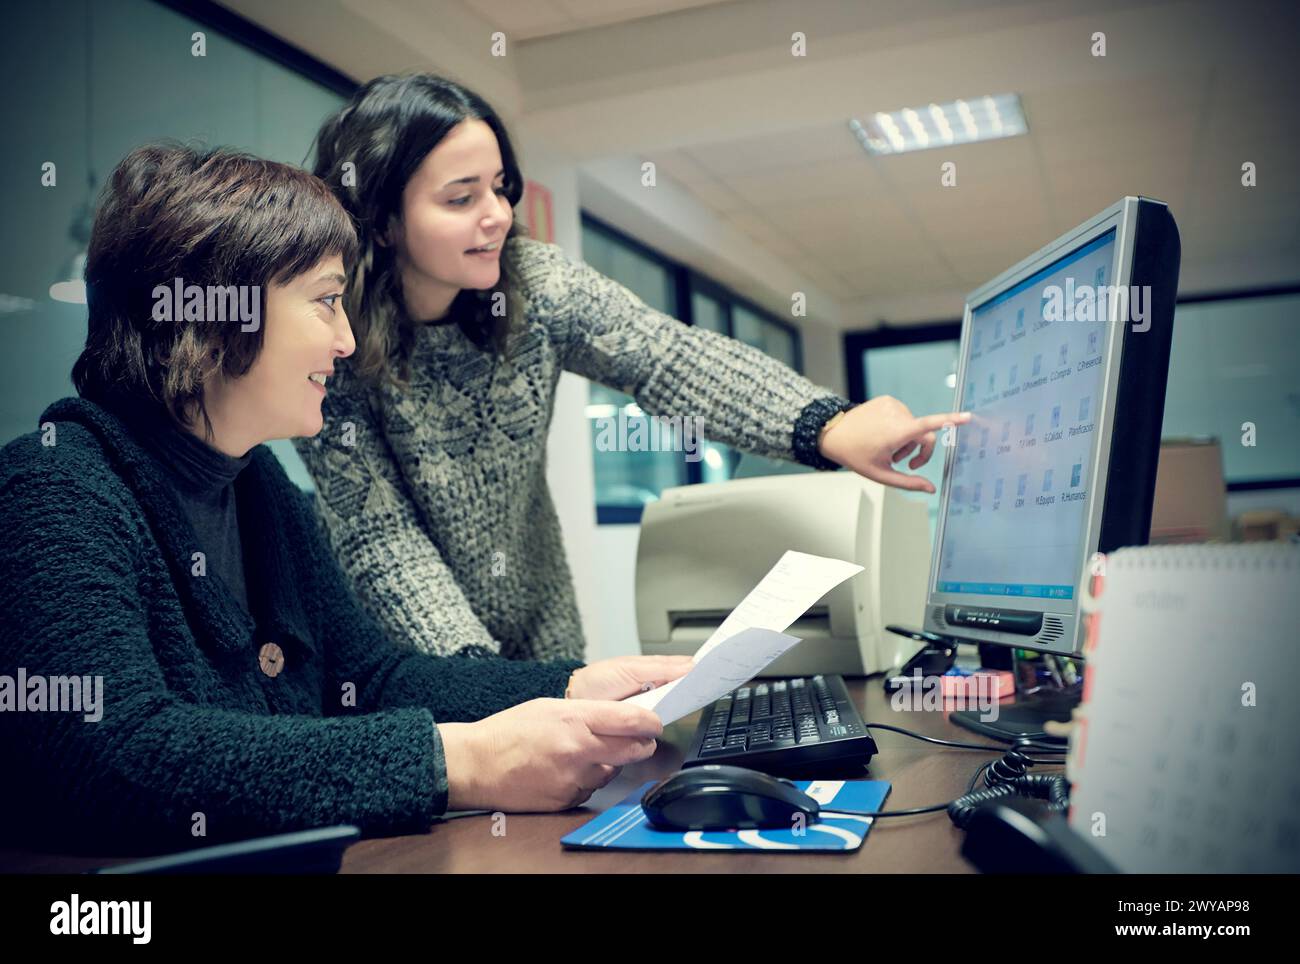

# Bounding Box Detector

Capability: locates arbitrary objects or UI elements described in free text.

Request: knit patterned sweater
[0,397,581,855]
[294,236,848,662]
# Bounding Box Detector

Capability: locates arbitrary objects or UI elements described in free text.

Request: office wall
[522,147,602,661]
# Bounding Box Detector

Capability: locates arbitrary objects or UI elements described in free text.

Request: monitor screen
[934,228,1117,602]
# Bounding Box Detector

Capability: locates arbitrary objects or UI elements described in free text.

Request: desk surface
[2,680,990,873]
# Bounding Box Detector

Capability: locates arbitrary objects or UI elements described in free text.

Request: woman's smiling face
[199,256,355,453]
[384,118,514,318]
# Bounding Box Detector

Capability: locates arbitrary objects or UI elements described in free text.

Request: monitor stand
[949,686,1081,742]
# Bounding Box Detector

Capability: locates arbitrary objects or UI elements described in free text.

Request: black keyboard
[682,675,878,776]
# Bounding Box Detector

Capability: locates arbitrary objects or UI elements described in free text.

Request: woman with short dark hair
[0,143,689,854]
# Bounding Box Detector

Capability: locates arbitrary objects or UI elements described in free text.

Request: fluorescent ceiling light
[849,94,1028,155]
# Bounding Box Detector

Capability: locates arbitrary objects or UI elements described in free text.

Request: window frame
[156,0,359,96]
[581,213,805,523]
[844,319,960,404]
[842,283,1300,492]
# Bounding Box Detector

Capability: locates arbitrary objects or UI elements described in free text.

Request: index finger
[573,700,665,739]
[909,411,972,435]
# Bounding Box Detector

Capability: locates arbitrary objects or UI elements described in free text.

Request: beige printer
[635,472,932,677]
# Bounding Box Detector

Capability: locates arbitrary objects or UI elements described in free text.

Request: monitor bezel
[924,196,1145,654]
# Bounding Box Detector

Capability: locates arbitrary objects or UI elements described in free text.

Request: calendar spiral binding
[1105,543,1299,571]
[1078,543,1297,615]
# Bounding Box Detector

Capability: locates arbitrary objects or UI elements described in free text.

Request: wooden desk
[1,679,994,873]
[342,678,984,873]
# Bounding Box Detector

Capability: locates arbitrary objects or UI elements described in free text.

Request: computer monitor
[923,197,1181,681]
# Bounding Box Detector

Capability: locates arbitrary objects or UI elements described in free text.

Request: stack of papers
[626,550,863,724]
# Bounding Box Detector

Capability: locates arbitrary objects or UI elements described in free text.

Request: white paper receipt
[626,550,864,724]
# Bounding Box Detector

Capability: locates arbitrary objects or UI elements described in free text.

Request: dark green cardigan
[0,397,582,855]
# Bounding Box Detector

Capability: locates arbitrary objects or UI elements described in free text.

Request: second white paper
[627,550,864,723]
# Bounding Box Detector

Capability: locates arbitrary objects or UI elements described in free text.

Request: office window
[582,216,808,522]
[582,220,687,520]
[685,278,810,487]
[847,324,961,540]
[692,289,727,333]
[0,0,350,491]
[713,302,808,483]
[689,290,734,483]
[1162,290,1300,486]
[733,305,799,369]
[846,289,1300,541]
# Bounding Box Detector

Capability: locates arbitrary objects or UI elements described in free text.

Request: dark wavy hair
[71,143,359,438]
[311,72,529,385]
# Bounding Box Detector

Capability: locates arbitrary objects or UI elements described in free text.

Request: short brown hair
[72,143,359,435]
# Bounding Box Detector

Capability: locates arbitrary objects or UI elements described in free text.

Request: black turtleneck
[116,402,253,614]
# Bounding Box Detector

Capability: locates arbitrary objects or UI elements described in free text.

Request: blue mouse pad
[561,779,891,852]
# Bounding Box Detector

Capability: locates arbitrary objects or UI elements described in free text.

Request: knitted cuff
[792,395,854,471]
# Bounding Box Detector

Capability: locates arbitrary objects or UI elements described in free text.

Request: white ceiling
[223,0,1300,327]
[459,0,739,41]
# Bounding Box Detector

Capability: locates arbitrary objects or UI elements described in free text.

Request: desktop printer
[635,472,931,676]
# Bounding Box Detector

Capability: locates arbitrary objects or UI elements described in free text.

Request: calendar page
[1067,543,1300,872]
